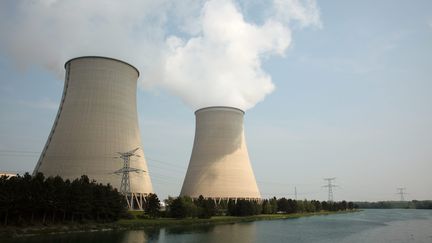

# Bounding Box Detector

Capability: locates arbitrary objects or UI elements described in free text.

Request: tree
[145,193,161,218]
[277,198,288,213]
[312,200,322,212]
[262,199,273,214]
[304,199,315,212]
[167,196,198,218]
[227,200,260,216]
[269,197,278,214]
[237,200,254,216]
[194,196,216,219]
[0,173,128,225]
[348,201,354,210]
[227,199,237,216]
[321,201,328,211]
[287,199,296,213]
[340,201,347,211]
[296,200,305,212]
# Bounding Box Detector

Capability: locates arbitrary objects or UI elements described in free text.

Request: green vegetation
[0,173,359,238]
[162,196,356,218]
[355,200,432,209]
[144,193,161,218]
[0,173,127,226]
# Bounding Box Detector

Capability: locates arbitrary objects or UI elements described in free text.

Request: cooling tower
[180,106,261,199]
[33,56,153,195]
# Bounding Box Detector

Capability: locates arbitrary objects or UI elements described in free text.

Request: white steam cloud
[0,0,320,111]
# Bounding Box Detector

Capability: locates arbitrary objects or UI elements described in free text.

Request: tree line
[162,196,356,218]
[0,173,127,226]
[0,172,359,225]
[355,200,432,209]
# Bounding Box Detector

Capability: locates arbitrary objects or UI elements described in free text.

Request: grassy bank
[118,210,355,228]
[0,210,359,238]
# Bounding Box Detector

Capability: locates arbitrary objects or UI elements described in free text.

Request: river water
[6,209,432,243]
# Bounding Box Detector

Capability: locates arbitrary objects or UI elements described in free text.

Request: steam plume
[0,0,320,111]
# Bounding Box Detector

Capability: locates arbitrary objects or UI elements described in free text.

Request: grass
[117,210,356,228]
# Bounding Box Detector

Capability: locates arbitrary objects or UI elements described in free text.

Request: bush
[166,196,199,218]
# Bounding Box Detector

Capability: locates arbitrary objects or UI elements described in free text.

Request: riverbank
[0,210,359,238]
[118,210,356,228]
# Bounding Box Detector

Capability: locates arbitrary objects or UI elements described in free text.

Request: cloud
[0,0,171,77]
[0,0,321,111]
[272,0,322,28]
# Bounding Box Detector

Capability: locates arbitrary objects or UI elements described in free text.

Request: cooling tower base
[195,197,262,204]
[125,193,150,210]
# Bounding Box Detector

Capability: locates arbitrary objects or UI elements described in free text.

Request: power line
[257,180,312,187]
[1,149,332,198]
[151,177,181,185]
[146,157,187,169]
[322,177,337,202]
[147,163,186,173]
[147,171,183,180]
[260,190,320,197]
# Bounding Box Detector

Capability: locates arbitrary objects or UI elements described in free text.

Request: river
[5,209,432,243]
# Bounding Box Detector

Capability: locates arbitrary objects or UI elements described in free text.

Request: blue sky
[0,0,431,201]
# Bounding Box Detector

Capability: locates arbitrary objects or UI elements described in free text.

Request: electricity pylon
[396,187,407,201]
[323,178,337,202]
[114,147,146,209]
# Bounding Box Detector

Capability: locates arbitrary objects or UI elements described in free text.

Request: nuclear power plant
[33,56,153,208]
[180,106,261,200]
[33,56,261,205]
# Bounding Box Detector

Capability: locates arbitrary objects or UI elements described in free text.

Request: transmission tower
[323,178,337,202]
[396,187,407,201]
[114,147,146,209]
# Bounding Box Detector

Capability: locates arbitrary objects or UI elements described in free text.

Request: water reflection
[164,224,215,235]
[118,222,256,243]
[4,210,432,243]
[202,223,256,243]
[121,230,151,243]
[3,230,125,243]
[159,223,256,243]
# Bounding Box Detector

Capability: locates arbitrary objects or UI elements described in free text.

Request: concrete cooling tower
[33,56,153,200]
[180,106,261,200]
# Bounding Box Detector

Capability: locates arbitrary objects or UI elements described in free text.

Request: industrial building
[33,56,153,208]
[180,106,261,200]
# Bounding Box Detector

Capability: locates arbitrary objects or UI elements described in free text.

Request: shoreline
[0,210,359,238]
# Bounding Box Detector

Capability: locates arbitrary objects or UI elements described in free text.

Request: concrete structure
[180,106,261,200]
[0,172,17,178]
[34,57,153,203]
